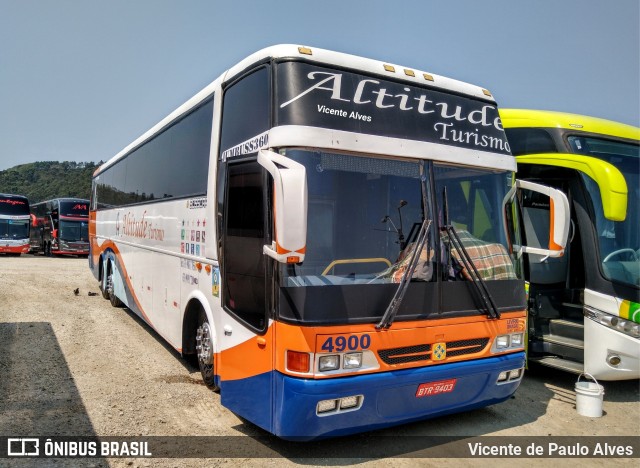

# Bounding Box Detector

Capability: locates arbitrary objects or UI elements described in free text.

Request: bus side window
[222,162,267,331]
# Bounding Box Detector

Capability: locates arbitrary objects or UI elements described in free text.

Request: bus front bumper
[584,318,640,380]
[273,352,524,440]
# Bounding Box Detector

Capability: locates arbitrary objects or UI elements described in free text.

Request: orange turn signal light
[287,350,310,373]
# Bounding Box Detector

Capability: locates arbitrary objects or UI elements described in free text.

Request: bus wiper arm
[376,218,431,330]
[444,225,501,319]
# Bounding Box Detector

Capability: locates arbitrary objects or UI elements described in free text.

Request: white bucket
[575,373,604,418]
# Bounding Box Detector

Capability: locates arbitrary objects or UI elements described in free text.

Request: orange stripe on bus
[273,313,525,377]
[218,326,274,381]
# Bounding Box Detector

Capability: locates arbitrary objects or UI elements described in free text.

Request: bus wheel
[100,266,110,300]
[106,268,123,307]
[100,277,110,300]
[196,312,218,390]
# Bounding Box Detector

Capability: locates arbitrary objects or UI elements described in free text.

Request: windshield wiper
[376,218,432,330]
[441,188,500,320]
[443,225,500,319]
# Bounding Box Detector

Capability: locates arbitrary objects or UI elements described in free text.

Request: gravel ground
[0,256,638,467]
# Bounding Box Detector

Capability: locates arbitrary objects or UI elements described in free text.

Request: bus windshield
[59,220,89,242]
[569,136,640,287]
[280,149,521,287]
[280,149,433,286]
[0,219,29,239]
[433,164,521,282]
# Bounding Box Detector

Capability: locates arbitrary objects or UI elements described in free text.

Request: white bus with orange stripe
[90,45,569,439]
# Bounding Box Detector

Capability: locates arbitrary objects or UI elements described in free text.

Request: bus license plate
[415,379,457,398]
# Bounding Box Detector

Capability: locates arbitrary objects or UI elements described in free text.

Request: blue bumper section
[272,352,525,440]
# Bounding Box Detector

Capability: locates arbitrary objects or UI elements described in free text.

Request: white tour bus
[90,45,568,439]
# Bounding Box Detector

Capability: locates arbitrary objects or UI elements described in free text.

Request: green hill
[0,161,101,203]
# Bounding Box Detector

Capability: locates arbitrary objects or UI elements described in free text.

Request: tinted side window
[219,67,270,154]
[505,128,558,156]
[223,161,266,331]
[95,98,214,208]
[217,66,270,248]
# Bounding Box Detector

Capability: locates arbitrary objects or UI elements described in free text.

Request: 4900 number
[320,334,371,353]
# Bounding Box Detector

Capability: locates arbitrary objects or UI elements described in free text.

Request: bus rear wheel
[100,263,110,300]
[100,277,109,300]
[106,268,123,307]
[196,312,218,390]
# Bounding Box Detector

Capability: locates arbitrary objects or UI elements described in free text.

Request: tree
[0,161,99,203]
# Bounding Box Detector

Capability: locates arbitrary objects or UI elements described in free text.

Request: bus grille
[377,338,489,365]
[446,338,490,357]
[378,344,431,365]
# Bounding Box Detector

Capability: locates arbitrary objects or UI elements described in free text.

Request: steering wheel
[603,248,640,262]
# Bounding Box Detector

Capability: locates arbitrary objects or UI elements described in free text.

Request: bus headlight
[319,355,340,372]
[496,335,509,349]
[509,368,522,380]
[317,399,338,414]
[492,332,525,353]
[343,352,362,369]
[339,395,361,409]
[585,307,640,339]
[511,333,524,347]
[316,395,364,416]
[497,367,524,384]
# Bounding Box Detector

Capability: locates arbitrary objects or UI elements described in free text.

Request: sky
[0,0,638,172]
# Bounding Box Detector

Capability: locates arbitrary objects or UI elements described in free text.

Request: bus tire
[99,262,110,300]
[106,266,123,308]
[100,276,110,300]
[196,311,218,391]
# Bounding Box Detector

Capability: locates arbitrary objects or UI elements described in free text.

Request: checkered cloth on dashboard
[447,229,517,281]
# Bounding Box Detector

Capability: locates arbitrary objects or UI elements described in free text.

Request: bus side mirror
[52,229,58,239]
[508,179,570,258]
[30,214,37,227]
[258,149,307,263]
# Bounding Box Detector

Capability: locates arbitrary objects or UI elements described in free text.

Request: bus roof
[97,45,499,176]
[500,109,640,141]
[30,197,90,207]
[0,193,29,201]
[228,45,496,102]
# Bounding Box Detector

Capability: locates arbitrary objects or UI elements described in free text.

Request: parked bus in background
[30,198,90,256]
[501,109,640,380]
[0,193,31,256]
[90,45,569,439]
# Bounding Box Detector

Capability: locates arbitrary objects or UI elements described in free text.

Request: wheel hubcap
[196,322,213,366]
[106,274,114,295]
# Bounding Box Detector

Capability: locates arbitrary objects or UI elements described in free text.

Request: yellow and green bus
[501,109,639,380]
